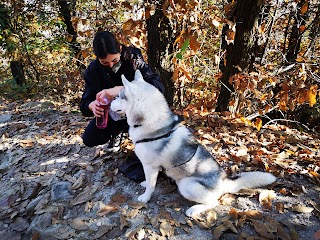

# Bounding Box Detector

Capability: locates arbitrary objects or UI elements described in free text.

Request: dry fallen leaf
[310,201,320,213]
[70,184,100,206]
[71,173,86,190]
[92,224,115,239]
[251,219,275,239]
[238,210,263,219]
[120,213,129,230]
[97,203,118,216]
[223,219,238,233]
[22,181,42,200]
[127,224,144,240]
[220,193,235,205]
[159,207,174,221]
[127,200,148,209]
[236,188,260,197]
[228,208,238,220]
[20,139,36,148]
[259,189,276,210]
[213,224,228,239]
[274,202,285,214]
[68,218,89,231]
[53,226,76,239]
[290,205,314,213]
[63,174,77,184]
[111,192,128,204]
[193,209,217,229]
[159,220,175,237]
[150,214,160,228]
[11,217,30,232]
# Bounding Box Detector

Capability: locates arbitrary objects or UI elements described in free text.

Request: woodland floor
[0,99,319,240]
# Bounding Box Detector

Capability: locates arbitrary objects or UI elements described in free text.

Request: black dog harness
[135,117,182,144]
[134,117,197,171]
[162,145,198,172]
[135,129,176,144]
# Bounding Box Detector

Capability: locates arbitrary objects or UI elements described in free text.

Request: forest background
[0,0,319,131]
[0,0,320,239]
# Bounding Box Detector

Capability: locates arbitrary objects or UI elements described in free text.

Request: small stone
[0,154,11,173]
[51,182,73,202]
[11,217,29,232]
[29,213,52,230]
[0,114,11,123]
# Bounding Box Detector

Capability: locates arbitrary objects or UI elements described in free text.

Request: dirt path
[0,99,319,239]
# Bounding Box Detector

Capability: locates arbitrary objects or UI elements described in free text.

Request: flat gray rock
[0,114,11,123]
[51,182,73,202]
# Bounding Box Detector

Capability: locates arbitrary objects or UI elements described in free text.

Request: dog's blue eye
[119,89,126,99]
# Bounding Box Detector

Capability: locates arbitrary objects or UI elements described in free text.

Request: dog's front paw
[140,181,146,188]
[185,204,212,217]
[137,193,151,203]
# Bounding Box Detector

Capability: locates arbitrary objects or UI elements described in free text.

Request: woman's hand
[88,100,104,117]
[96,86,124,103]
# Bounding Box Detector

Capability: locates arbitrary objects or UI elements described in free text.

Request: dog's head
[110,70,167,128]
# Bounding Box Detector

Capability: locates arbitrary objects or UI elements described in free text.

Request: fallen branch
[263,118,311,132]
[246,106,278,121]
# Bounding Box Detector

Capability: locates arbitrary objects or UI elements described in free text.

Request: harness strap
[162,146,198,172]
[136,129,176,144]
[135,116,182,144]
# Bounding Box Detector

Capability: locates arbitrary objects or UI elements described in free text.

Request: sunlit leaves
[307,85,318,107]
[80,49,89,59]
[176,38,190,59]
[189,34,200,51]
[300,2,308,15]
[224,21,236,45]
[254,118,263,131]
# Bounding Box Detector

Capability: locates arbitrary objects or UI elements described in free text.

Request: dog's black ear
[131,113,144,127]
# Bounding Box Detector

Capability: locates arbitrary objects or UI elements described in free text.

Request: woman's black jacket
[80,46,164,117]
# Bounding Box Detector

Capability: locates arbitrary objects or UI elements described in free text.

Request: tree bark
[304,3,320,58]
[10,60,26,85]
[285,0,308,62]
[146,6,174,106]
[57,0,82,62]
[1,4,26,85]
[216,0,262,112]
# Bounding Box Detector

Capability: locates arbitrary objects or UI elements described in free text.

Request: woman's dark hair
[93,31,121,58]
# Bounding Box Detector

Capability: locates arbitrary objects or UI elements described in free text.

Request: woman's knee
[82,132,97,147]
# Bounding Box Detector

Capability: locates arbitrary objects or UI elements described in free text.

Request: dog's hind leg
[137,166,159,203]
[177,178,222,217]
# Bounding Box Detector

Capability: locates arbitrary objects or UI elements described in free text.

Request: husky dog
[110,70,276,217]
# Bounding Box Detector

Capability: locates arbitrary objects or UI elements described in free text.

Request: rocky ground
[0,99,319,240]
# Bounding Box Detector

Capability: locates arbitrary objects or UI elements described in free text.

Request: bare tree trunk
[10,60,25,85]
[285,0,308,62]
[216,0,262,112]
[304,4,320,58]
[0,4,26,85]
[146,4,174,106]
[57,0,83,67]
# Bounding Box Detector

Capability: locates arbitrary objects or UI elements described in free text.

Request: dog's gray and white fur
[111,70,276,217]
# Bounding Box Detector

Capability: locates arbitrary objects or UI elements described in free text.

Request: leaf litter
[0,99,319,239]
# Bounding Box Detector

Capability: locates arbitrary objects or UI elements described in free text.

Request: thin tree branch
[263,118,312,132]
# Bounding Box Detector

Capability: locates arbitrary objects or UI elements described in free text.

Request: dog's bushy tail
[222,172,276,194]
